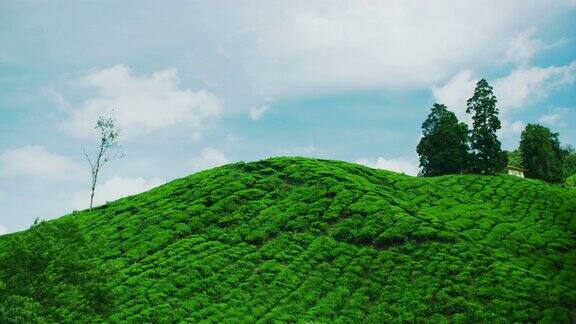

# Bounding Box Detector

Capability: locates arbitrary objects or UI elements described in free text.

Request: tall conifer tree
[466,79,506,174]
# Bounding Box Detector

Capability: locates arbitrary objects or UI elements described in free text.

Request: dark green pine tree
[466,79,507,174]
[520,124,565,183]
[417,103,470,176]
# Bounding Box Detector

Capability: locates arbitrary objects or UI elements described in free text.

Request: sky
[1,0,575,234]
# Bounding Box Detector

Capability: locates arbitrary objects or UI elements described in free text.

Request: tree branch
[83,148,94,171]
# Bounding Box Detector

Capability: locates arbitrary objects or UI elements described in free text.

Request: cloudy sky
[1,0,575,234]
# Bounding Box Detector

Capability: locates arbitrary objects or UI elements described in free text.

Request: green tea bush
[0,157,574,322]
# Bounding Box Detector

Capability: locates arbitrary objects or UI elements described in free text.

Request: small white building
[506,166,526,178]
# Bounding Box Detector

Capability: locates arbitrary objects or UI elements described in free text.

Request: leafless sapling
[84,115,123,211]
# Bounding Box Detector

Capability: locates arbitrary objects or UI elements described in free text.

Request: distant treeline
[417,79,575,185]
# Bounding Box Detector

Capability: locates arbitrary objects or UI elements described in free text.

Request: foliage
[566,173,576,188]
[417,103,470,176]
[520,124,565,184]
[0,218,115,322]
[506,149,523,168]
[563,145,576,179]
[1,157,575,322]
[466,79,507,174]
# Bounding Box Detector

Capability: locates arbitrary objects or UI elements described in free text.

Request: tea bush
[0,157,575,322]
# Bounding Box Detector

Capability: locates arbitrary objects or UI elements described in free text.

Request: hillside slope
[1,157,575,322]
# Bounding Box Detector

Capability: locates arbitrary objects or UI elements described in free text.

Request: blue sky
[1,0,575,234]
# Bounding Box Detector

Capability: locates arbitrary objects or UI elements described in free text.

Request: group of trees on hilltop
[417,79,506,176]
[513,128,575,185]
[417,79,574,185]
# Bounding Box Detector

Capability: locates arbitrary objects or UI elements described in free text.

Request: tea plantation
[1,157,575,322]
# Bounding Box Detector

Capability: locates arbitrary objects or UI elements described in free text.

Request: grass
[1,157,575,322]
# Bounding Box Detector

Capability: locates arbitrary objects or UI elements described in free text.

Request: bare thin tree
[84,115,123,211]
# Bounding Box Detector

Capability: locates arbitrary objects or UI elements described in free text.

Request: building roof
[506,166,527,172]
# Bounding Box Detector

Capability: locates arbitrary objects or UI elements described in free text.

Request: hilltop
[1,157,575,322]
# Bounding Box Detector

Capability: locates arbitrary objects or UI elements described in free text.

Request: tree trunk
[89,170,98,211]
[89,185,96,211]
[89,145,104,211]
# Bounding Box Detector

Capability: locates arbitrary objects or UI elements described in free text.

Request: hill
[1,157,575,322]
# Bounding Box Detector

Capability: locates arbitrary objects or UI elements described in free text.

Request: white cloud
[432,61,576,121]
[539,113,561,126]
[63,65,223,139]
[191,147,228,172]
[10,1,573,107]
[431,70,477,123]
[500,119,526,137]
[234,1,567,95]
[504,28,567,66]
[0,146,82,180]
[249,105,269,121]
[493,63,576,113]
[539,108,570,126]
[356,156,419,176]
[504,28,546,66]
[72,176,165,210]
[510,120,526,134]
[0,225,8,236]
[44,86,73,112]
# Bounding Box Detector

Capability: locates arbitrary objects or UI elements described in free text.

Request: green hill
[1,157,575,322]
